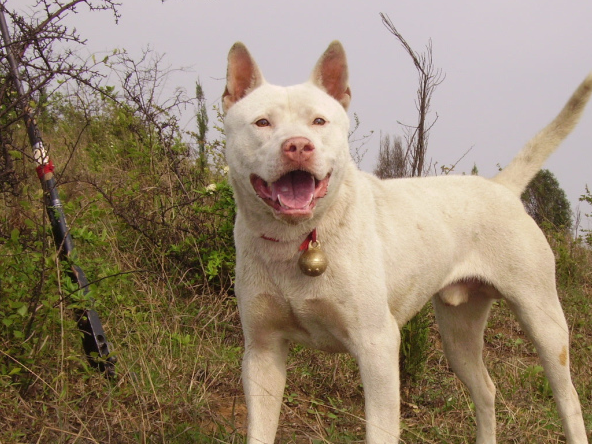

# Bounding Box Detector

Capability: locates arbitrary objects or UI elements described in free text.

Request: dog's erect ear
[222,42,265,112]
[310,41,351,110]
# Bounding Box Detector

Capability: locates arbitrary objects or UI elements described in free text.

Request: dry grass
[2,265,591,443]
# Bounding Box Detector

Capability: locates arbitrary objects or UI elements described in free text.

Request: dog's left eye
[313,117,326,126]
[255,119,271,127]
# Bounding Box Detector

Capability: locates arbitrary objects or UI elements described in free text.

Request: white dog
[222,41,592,443]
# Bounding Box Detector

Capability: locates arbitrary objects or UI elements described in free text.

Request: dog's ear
[222,42,265,112]
[310,41,351,110]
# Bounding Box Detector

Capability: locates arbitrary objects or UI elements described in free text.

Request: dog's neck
[261,229,317,251]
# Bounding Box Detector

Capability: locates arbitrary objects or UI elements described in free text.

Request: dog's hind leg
[433,291,497,444]
[505,287,587,444]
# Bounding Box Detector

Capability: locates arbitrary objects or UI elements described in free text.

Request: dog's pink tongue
[271,171,315,209]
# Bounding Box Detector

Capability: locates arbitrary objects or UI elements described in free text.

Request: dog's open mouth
[250,170,330,217]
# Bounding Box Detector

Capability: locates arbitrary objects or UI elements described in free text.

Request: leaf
[17,304,28,317]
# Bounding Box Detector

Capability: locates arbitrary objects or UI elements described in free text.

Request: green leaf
[17,304,28,317]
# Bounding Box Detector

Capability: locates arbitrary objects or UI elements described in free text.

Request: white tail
[493,72,592,196]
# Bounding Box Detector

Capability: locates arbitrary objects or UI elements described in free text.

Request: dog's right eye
[255,119,271,127]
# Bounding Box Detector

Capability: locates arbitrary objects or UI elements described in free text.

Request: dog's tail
[493,72,592,196]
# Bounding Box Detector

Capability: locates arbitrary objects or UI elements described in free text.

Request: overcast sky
[13,0,592,223]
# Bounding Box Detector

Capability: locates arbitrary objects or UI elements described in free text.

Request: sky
[11,0,592,223]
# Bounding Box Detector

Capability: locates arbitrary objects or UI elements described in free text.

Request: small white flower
[223,166,230,174]
[206,183,217,192]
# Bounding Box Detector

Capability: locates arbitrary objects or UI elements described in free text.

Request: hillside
[1,87,592,443]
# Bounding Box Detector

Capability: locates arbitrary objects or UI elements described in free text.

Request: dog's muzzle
[250,170,330,219]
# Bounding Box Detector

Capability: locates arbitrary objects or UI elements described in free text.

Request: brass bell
[298,240,328,277]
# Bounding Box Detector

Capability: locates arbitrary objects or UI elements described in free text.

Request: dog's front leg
[354,319,401,443]
[242,335,289,444]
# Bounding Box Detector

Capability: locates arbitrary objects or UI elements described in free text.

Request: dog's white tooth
[277,195,288,208]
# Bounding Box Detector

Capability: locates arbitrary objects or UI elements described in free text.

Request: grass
[1,262,591,443]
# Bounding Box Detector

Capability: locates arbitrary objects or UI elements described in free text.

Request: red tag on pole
[36,159,55,179]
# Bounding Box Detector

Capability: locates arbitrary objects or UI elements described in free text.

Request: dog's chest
[250,286,353,353]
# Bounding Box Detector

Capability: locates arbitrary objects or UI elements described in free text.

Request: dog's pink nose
[282,137,315,163]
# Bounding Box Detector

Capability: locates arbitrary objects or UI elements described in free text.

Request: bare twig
[379,13,445,177]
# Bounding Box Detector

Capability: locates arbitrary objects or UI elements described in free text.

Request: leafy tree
[521,169,572,231]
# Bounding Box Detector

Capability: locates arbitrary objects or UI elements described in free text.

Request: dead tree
[379,13,445,178]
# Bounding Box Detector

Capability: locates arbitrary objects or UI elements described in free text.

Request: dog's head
[223,41,352,226]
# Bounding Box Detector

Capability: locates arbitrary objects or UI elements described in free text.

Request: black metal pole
[1,9,115,376]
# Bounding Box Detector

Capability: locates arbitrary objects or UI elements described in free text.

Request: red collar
[261,228,317,251]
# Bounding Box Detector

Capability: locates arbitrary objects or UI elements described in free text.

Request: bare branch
[379,13,445,177]
[0,0,122,190]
